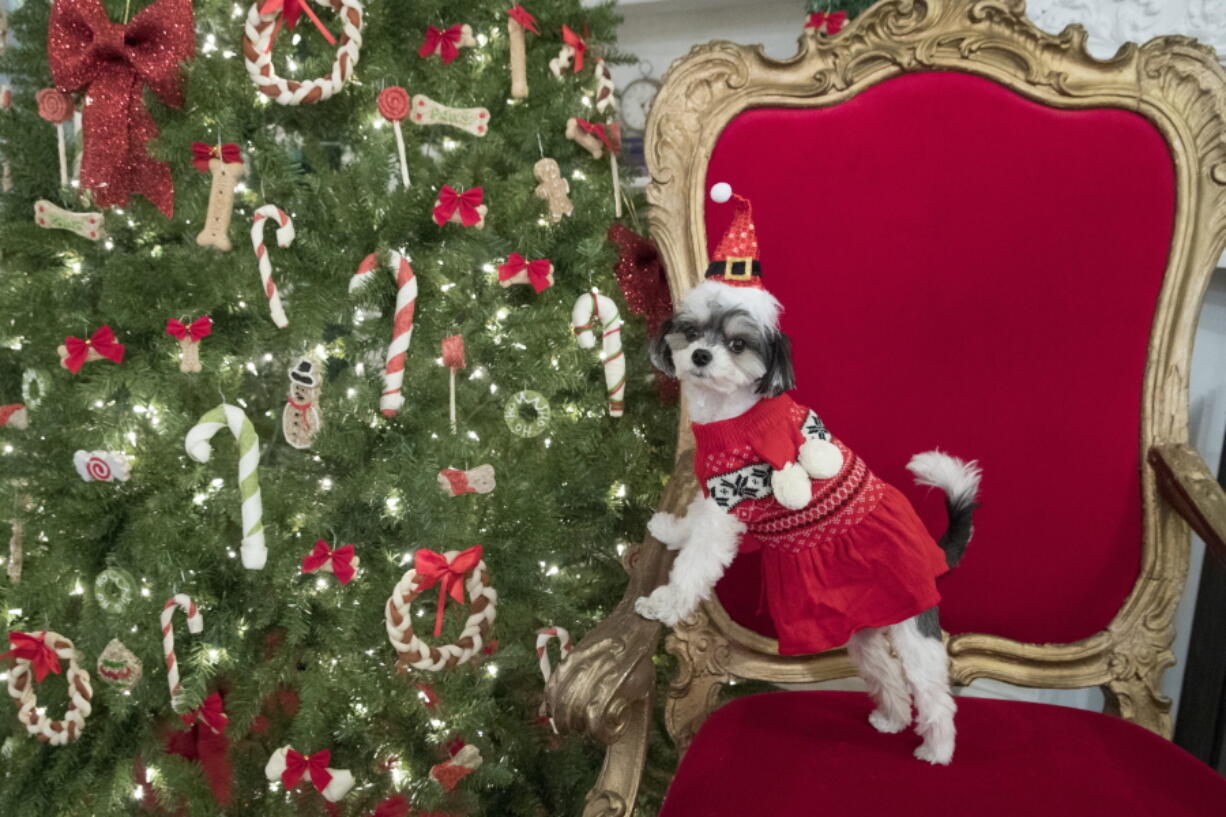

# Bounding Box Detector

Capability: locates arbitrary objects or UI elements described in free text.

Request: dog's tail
[906,450,982,569]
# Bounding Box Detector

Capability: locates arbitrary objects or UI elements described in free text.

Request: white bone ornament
[196,158,245,251]
[408,94,490,136]
[265,746,356,802]
[34,200,103,241]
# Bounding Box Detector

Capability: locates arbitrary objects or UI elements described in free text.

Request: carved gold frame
[546,2,1226,814]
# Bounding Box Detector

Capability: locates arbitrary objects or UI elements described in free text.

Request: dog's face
[650,281,795,397]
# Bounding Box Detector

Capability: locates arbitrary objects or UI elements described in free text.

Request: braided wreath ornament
[385,548,497,672]
[5,632,93,745]
[242,0,364,105]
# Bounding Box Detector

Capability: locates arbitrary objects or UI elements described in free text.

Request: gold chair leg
[582,668,654,817]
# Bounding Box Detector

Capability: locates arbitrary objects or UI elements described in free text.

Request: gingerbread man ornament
[533,158,573,222]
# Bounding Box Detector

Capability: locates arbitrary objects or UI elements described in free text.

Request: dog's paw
[913,739,954,766]
[868,709,910,734]
[772,462,812,510]
[634,587,685,626]
[648,511,687,550]
[799,438,843,480]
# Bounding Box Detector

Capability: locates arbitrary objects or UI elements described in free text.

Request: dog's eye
[684,328,699,342]
[728,338,747,354]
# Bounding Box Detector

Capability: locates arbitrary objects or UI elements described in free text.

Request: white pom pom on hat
[710,182,733,203]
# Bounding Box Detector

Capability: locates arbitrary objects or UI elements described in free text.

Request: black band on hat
[705,258,762,283]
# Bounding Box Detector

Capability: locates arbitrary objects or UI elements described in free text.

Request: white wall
[611,0,1226,718]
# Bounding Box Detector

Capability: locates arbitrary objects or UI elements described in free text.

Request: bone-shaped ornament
[408,94,490,137]
[565,118,604,160]
[197,158,245,251]
[34,200,104,241]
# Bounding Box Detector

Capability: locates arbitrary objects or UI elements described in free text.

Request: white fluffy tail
[907,450,981,508]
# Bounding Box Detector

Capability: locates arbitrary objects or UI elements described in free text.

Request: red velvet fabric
[659,691,1226,817]
[705,71,1175,644]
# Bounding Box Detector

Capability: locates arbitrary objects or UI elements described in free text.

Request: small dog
[634,185,981,764]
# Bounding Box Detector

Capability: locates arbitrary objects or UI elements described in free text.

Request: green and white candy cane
[185,404,266,569]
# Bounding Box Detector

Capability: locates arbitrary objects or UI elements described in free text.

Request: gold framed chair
[547,1,1226,814]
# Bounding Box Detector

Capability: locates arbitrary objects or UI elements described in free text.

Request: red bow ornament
[283,748,332,792]
[60,325,126,373]
[301,540,358,585]
[166,691,233,805]
[415,546,483,637]
[191,143,242,173]
[419,24,470,64]
[507,5,540,35]
[433,185,486,228]
[806,10,847,33]
[181,692,229,734]
[498,253,555,293]
[258,0,336,50]
[560,24,586,72]
[166,316,214,343]
[47,0,196,218]
[574,118,621,154]
[2,631,62,682]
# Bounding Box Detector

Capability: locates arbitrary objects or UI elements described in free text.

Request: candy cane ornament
[535,625,572,725]
[251,205,294,328]
[571,289,626,417]
[350,252,416,417]
[161,595,204,713]
[185,404,266,569]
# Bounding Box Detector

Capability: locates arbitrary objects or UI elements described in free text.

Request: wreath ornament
[3,631,94,745]
[385,546,497,672]
[242,0,364,105]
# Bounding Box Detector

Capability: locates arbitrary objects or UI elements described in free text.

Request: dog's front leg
[635,497,745,626]
[647,490,706,550]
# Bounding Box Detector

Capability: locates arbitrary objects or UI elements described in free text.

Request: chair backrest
[645,0,1226,742]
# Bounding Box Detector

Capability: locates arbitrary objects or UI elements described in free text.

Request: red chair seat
[659,691,1226,816]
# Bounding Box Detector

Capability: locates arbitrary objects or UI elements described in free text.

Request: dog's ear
[757,330,795,396]
[650,317,677,378]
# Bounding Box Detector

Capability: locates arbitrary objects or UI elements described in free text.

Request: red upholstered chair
[546,2,1226,815]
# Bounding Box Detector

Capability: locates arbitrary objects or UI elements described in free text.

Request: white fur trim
[799,438,843,480]
[907,450,981,506]
[710,182,732,203]
[772,461,811,510]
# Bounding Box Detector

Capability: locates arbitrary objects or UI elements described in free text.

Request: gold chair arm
[1149,443,1226,566]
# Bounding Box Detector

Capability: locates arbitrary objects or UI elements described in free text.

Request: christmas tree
[0,0,673,814]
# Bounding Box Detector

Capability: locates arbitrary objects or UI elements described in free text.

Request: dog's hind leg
[888,614,957,765]
[848,626,912,734]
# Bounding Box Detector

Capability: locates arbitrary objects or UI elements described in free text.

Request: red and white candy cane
[250,205,295,328]
[570,289,626,417]
[535,626,573,720]
[162,594,204,713]
[350,251,417,417]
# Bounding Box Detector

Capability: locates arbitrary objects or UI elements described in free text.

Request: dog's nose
[691,348,712,367]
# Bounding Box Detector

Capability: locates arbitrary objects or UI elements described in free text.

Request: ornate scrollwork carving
[664,605,735,751]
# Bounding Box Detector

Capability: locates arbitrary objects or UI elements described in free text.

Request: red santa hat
[706,182,764,289]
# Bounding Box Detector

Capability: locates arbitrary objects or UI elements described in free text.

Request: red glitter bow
[283,748,333,793]
[63,325,126,373]
[419,24,465,64]
[806,11,847,32]
[560,24,586,72]
[258,0,336,50]
[180,692,229,734]
[498,253,554,293]
[507,5,539,35]
[573,118,621,154]
[415,546,483,637]
[433,185,484,227]
[371,796,412,817]
[191,143,241,173]
[2,632,61,682]
[301,540,357,585]
[47,0,195,218]
[166,316,214,342]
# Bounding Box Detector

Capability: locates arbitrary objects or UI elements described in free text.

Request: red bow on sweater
[47,0,196,218]
[283,748,333,793]
[415,546,483,637]
[806,11,847,32]
[301,540,357,585]
[166,316,214,342]
[191,142,241,173]
[180,692,229,734]
[573,118,621,154]
[498,253,554,293]
[433,185,484,227]
[560,24,586,72]
[63,326,126,373]
[2,632,61,682]
[258,0,336,49]
[507,5,539,35]
[419,24,465,63]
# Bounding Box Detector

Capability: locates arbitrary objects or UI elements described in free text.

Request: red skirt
[753,480,948,655]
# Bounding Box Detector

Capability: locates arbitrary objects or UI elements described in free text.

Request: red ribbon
[560,24,586,72]
[166,316,214,342]
[573,118,621,154]
[283,748,333,794]
[433,185,484,227]
[180,692,229,734]
[63,325,126,373]
[415,546,483,637]
[301,540,357,585]
[191,143,241,173]
[805,11,847,32]
[498,253,554,293]
[507,5,539,35]
[47,0,196,218]
[258,0,336,50]
[2,632,61,682]
[419,24,464,64]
